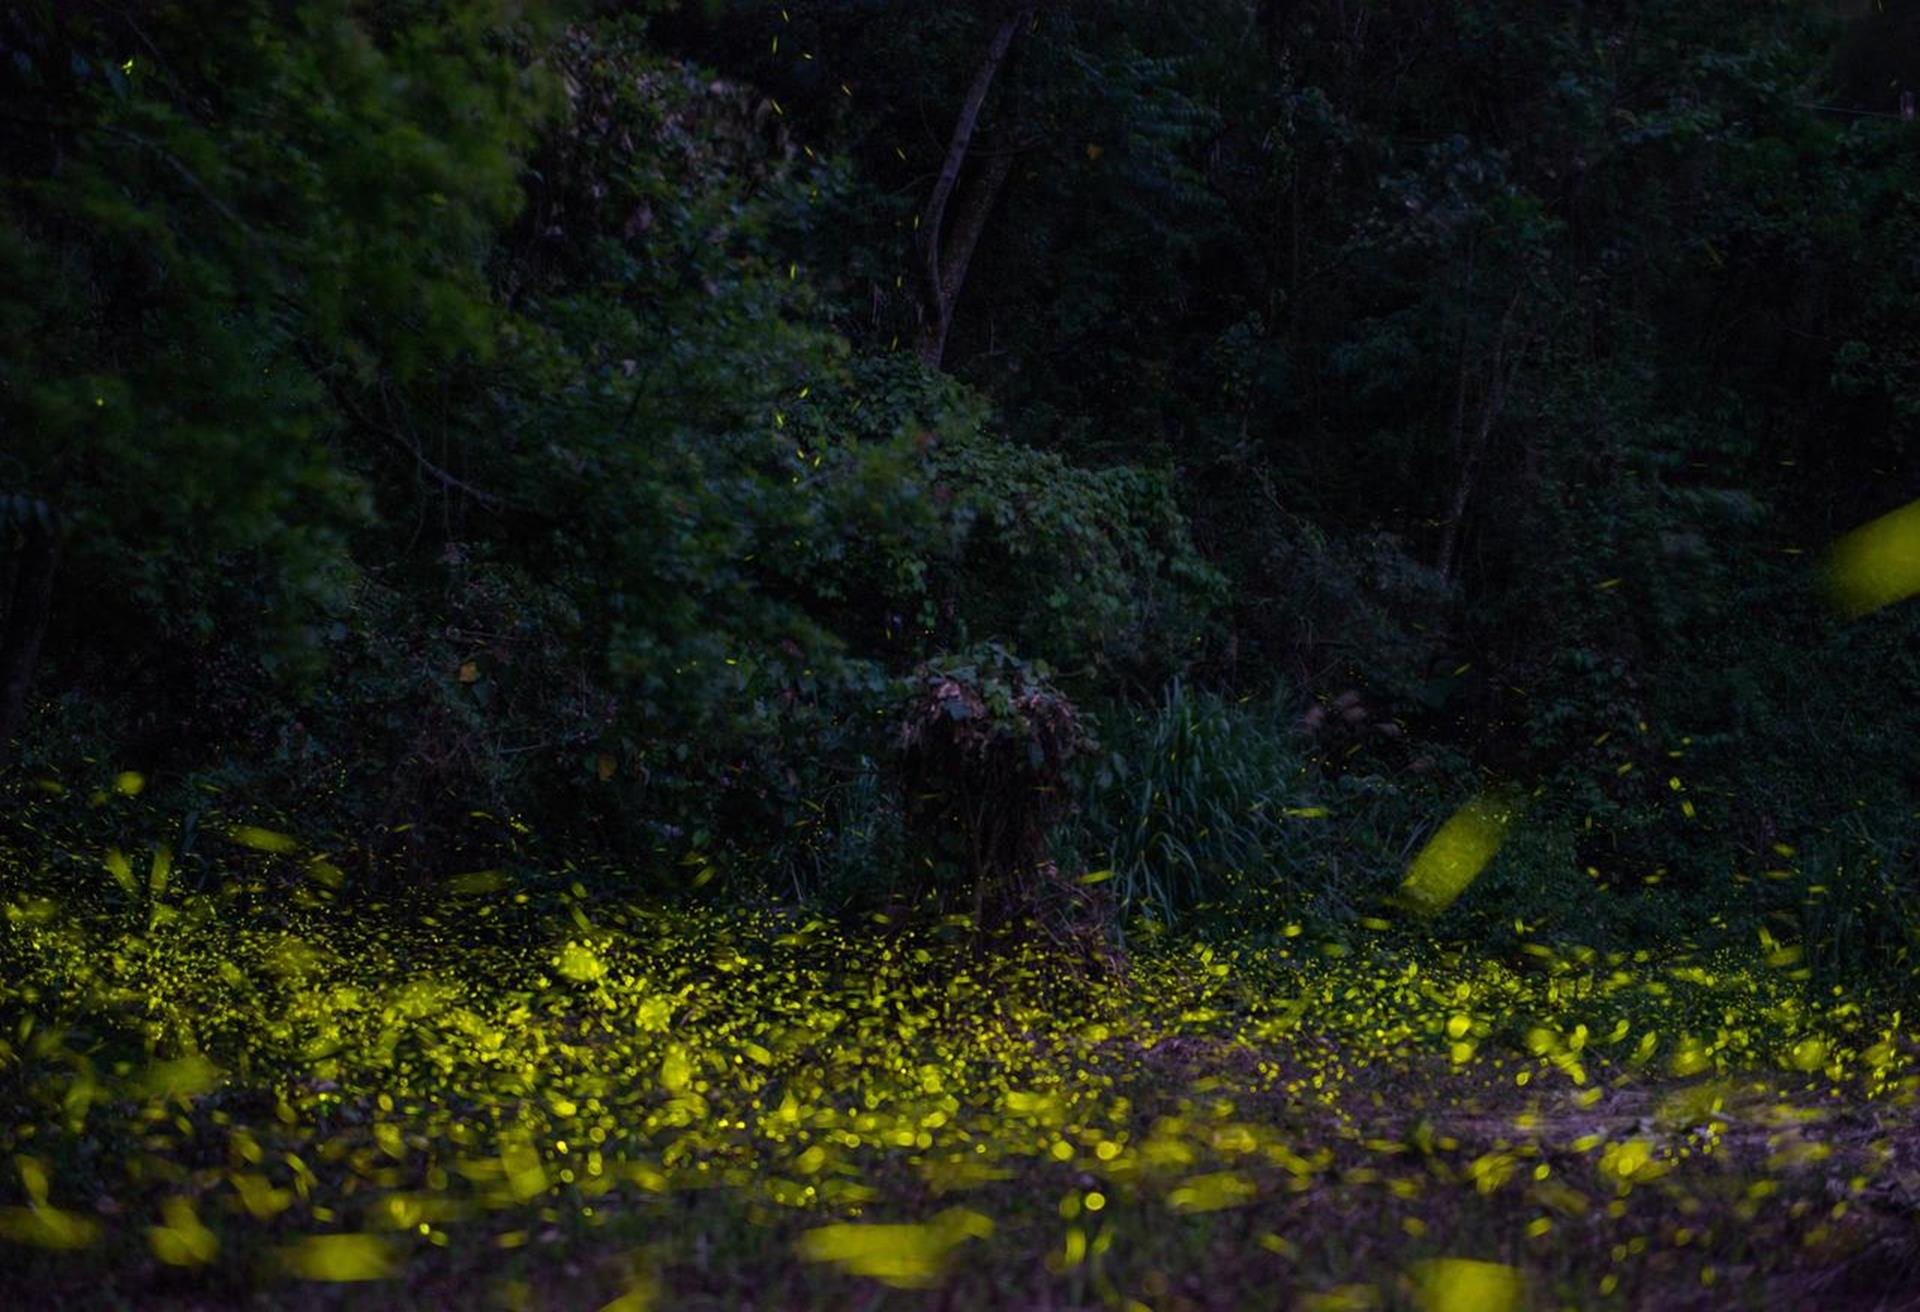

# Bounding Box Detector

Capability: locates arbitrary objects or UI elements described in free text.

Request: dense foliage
[3,0,1919,970]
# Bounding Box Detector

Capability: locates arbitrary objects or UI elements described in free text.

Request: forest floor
[1,850,1917,1311]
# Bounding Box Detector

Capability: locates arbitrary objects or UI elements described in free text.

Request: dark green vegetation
[6,0,1920,937]
[3,1,1920,1306]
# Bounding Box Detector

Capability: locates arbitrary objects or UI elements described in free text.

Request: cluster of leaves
[0,0,554,663]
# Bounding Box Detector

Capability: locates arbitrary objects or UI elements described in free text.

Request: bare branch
[917,4,1036,367]
[1437,290,1538,585]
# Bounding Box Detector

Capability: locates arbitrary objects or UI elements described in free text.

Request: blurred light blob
[227,824,301,854]
[1826,499,1920,617]
[1399,797,1513,915]
[796,1209,992,1288]
[275,1234,400,1281]
[1410,1258,1524,1312]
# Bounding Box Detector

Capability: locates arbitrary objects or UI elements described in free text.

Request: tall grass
[774,680,1920,987]
[1795,812,1920,988]
[1061,681,1404,927]
[773,757,909,910]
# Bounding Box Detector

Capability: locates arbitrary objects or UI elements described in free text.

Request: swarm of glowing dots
[0,781,1914,1301]
[1398,796,1513,915]
[1824,498,1920,617]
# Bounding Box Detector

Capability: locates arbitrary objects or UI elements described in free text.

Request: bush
[922,433,1228,683]
[894,644,1095,937]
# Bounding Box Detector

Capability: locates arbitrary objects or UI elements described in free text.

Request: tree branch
[924,146,1015,367]
[917,3,1035,367]
[318,371,512,512]
[1437,290,1536,586]
[0,507,61,756]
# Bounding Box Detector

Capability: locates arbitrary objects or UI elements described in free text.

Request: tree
[914,2,1037,367]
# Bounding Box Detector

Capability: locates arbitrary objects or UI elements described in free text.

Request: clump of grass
[1059,680,1485,936]
[772,755,909,911]
[1797,812,1920,988]
[1060,680,1301,923]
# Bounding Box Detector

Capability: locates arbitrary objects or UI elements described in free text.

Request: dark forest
[3,2,1920,1307]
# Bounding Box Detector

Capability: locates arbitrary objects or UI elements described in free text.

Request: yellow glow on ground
[0,820,1913,1307]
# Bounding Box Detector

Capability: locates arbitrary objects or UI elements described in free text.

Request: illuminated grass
[0,844,1916,1309]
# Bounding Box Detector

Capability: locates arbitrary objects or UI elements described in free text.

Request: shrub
[894,644,1095,937]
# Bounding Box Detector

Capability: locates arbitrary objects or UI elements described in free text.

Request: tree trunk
[919,147,1015,369]
[0,511,60,755]
[916,3,1035,368]
[1436,292,1531,586]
